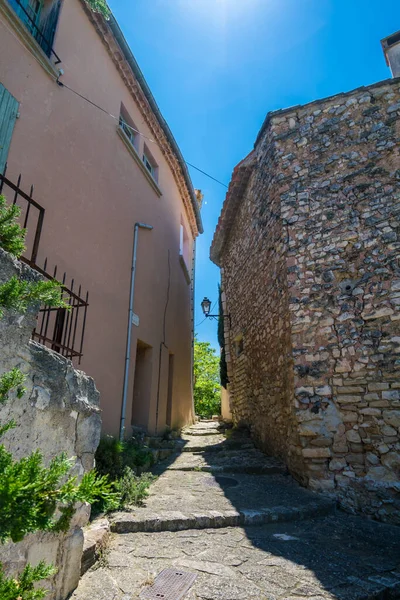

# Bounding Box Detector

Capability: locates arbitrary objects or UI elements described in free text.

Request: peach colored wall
[0,0,197,435]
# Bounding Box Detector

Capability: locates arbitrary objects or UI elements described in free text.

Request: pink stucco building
[0,0,203,436]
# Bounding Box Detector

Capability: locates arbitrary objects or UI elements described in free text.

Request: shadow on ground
[71,421,400,600]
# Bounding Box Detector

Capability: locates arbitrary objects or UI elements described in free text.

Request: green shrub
[94,436,125,480]
[0,276,69,319]
[95,435,154,480]
[0,445,119,543]
[0,196,26,258]
[115,468,156,508]
[0,560,56,600]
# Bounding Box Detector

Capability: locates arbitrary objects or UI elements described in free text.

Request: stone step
[73,515,400,600]
[110,499,334,534]
[81,519,110,576]
[181,439,254,452]
[184,429,222,436]
[155,450,287,475]
[110,470,336,536]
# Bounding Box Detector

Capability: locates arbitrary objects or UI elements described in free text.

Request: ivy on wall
[85,0,111,20]
[218,284,228,389]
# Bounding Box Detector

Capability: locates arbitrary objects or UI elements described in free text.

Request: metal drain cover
[140,569,197,600]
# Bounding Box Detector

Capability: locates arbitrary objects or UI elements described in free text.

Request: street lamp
[200,297,231,326]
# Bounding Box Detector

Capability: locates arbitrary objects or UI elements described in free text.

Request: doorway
[166,353,174,427]
[131,340,153,430]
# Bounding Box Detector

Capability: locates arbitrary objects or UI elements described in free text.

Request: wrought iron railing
[0,163,44,265]
[8,0,62,64]
[0,166,89,364]
[32,260,89,364]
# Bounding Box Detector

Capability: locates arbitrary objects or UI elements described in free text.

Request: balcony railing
[8,0,62,64]
[0,165,88,364]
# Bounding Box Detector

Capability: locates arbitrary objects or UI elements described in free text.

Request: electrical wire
[1,15,229,189]
[56,79,228,188]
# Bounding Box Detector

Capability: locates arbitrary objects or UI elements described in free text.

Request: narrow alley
[72,421,400,600]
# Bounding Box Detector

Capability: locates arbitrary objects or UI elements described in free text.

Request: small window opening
[142,144,158,182]
[119,103,139,151]
[234,334,244,357]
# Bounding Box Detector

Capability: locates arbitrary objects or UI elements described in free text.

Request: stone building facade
[211,77,400,524]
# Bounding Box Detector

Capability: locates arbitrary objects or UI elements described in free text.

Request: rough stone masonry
[0,248,102,599]
[211,77,400,524]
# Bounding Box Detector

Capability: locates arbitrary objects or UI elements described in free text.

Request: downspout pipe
[119,222,153,441]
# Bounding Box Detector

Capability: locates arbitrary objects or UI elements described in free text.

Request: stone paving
[72,421,400,600]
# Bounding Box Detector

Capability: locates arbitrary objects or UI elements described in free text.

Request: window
[9,0,61,59]
[119,104,139,152]
[142,144,158,182]
[0,84,19,173]
[234,334,244,357]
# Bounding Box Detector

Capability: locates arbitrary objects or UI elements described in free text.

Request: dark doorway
[166,353,174,427]
[131,339,153,430]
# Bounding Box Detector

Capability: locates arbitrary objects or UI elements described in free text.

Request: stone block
[346,430,361,443]
[383,410,400,428]
[302,447,331,458]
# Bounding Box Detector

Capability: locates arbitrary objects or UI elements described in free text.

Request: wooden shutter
[0,84,19,173]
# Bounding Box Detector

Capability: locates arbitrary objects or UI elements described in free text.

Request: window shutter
[0,84,19,173]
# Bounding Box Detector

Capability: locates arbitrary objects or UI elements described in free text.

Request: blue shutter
[0,84,19,173]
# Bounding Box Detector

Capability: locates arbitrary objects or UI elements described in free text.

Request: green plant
[0,276,69,319]
[218,284,229,389]
[95,436,154,480]
[193,336,221,418]
[115,468,156,508]
[0,446,119,543]
[94,436,125,480]
[0,560,56,600]
[85,0,110,19]
[0,196,26,258]
[0,368,26,404]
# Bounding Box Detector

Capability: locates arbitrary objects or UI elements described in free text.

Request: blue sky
[108,0,399,350]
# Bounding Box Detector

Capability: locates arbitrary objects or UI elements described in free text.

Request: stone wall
[215,78,400,524]
[0,248,102,598]
[219,148,303,474]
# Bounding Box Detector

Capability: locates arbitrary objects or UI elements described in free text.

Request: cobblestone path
[72,421,400,600]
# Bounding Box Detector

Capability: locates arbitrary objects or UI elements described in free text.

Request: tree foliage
[193,337,221,418]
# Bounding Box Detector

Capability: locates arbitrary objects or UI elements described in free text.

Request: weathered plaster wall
[218,78,400,524]
[0,248,102,599]
[0,0,198,437]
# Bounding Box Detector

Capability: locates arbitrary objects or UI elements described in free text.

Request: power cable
[56,79,228,189]
[1,16,229,189]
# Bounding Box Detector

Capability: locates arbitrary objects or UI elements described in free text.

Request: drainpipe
[119,222,153,441]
